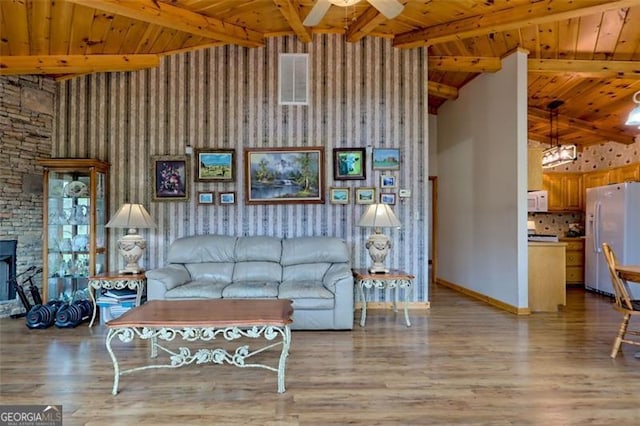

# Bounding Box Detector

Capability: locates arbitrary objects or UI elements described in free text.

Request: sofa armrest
[322,263,352,293]
[145,264,190,300]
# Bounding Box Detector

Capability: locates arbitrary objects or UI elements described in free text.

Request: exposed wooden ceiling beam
[273,0,312,43]
[528,59,640,79]
[346,5,387,43]
[0,54,160,75]
[528,107,635,145]
[428,81,458,100]
[67,0,264,48]
[395,0,639,48]
[429,56,502,73]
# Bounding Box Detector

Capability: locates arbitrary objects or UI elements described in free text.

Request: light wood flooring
[1,285,639,425]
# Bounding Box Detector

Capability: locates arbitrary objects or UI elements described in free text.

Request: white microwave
[527,190,548,212]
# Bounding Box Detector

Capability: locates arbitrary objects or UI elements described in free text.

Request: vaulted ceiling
[1,0,640,147]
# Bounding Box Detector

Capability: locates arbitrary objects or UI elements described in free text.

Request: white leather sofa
[145,235,354,330]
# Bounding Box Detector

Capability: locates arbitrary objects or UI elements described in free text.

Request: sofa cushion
[233,261,282,282]
[283,263,331,282]
[167,235,237,264]
[222,281,279,298]
[281,237,349,266]
[185,262,234,282]
[165,280,229,299]
[279,280,335,309]
[235,236,282,262]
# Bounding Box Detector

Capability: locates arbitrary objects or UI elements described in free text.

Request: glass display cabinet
[37,159,110,302]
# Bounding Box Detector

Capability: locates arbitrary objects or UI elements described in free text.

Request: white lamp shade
[625,105,640,126]
[105,203,156,230]
[625,91,640,126]
[357,203,401,228]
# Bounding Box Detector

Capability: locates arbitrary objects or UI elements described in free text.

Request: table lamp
[105,203,156,274]
[356,203,401,273]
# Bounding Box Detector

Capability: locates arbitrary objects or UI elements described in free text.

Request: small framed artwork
[245,147,325,205]
[380,174,396,188]
[151,155,190,201]
[355,187,376,204]
[219,191,236,205]
[330,187,350,204]
[380,192,396,205]
[333,148,366,180]
[372,148,400,170]
[198,192,214,204]
[194,148,235,182]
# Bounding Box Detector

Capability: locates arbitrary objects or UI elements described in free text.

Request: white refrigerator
[585,182,640,298]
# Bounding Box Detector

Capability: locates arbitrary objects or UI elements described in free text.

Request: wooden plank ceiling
[1,0,640,146]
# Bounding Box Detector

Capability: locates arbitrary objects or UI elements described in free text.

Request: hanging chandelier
[542,100,578,169]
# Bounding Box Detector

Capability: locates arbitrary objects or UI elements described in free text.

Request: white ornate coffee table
[105,299,293,394]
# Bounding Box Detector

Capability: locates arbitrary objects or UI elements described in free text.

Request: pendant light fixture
[625,90,640,127]
[542,100,578,169]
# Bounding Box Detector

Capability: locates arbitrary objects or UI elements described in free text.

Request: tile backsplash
[528,212,585,237]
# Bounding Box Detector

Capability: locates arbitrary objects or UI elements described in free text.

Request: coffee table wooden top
[106,299,294,328]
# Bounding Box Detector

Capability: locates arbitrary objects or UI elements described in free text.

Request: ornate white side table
[87,272,146,327]
[352,268,414,327]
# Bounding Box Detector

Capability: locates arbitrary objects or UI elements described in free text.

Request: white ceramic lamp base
[117,234,146,274]
[365,231,391,274]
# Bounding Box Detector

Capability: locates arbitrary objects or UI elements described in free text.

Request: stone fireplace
[0,240,17,302]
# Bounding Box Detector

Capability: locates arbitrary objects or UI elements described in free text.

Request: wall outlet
[185,145,193,155]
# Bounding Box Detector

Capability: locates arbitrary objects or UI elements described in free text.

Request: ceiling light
[542,145,577,169]
[329,0,361,6]
[625,90,640,127]
[541,99,577,169]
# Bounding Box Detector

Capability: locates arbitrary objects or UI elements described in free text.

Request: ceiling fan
[303,0,404,27]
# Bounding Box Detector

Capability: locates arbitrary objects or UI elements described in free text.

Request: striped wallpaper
[52,34,430,303]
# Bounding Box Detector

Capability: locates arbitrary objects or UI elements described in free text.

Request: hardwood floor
[1,285,639,425]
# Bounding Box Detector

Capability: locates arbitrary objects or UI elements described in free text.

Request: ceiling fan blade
[367,0,404,20]
[303,0,332,26]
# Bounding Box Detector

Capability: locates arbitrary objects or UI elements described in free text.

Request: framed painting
[380,192,396,205]
[244,147,325,204]
[355,187,376,204]
[333,148,366,180]
[380,174,396,188]
[194,148,235,182]
[198,192,214,204]
[372,148,400,170]
[219,191,236,205]
[329,187,350,204]
[151,155,190,201]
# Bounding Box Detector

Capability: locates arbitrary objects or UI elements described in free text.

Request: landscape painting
[195,149,235,182]
[245,147,325,204]
[372,148,401,170]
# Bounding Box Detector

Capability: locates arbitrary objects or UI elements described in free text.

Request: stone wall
[0,75,55,317]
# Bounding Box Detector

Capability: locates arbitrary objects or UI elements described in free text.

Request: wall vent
[279,53,309,105]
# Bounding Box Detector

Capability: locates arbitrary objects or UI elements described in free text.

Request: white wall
[436,50,528,308]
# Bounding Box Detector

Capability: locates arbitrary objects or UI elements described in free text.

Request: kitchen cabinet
[610,163,640,184]
[528,148,544,191]
[559,238,584,285]
[583,170,611,192]
[37,158,110,302]
[528,242,567,312]
[542,172,583,211]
